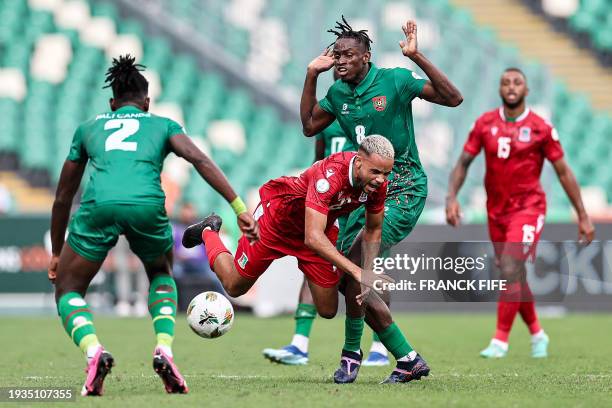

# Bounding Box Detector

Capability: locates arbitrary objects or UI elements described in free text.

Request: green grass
[1,313,611,407]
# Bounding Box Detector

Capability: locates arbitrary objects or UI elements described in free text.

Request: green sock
[148,275,177,350]
[57,292,100,354]
[373,332,381,342]
[376,322,414,359]
[294,303,317,337]
[343,316,364,352]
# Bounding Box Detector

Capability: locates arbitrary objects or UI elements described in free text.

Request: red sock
[495,301,520,342]
[202,230,230,269]
[518,283,541,334]
[495,282,522,342]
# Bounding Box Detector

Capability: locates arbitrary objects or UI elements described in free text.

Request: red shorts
[488,211,545,261]
[233,203,341,288]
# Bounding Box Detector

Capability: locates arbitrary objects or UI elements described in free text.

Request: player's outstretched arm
[301,49,336,136]
[170,134,259,241]
[445,151,475,227]
[552,158,595,244]
[304,208,362,282]
[399,20,463,107]
[49,159,87,281]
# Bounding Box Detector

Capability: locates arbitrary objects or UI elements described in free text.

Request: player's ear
[109,98,116,111]
[143,97,150,112]
[363,51,371,64]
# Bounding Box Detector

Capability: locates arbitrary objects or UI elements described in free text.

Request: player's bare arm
[399,20,463,107]
[445,151,476,227]
[304,207,362,282]
[301,49,336,136]
[170,134,259,241]
[49,159,87,282]
[551,158,595,244]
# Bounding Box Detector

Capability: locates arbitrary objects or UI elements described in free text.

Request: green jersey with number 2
[67,105,184,206]
[319,63,427,197]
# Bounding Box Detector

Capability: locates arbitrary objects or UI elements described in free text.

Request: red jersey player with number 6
[446,68,595,358]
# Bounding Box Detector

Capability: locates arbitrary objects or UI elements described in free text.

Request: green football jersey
[319,63,427,197]
[67,105,185,206]
[315,120,355,157]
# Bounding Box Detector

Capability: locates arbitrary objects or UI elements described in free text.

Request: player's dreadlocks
[327,15,373,51]
[103,54,148,100]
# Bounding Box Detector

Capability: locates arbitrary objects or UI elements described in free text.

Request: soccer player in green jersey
[48,55,258,396]
[300,17,463,383]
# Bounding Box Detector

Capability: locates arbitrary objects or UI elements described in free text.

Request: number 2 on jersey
[105,119,139,152]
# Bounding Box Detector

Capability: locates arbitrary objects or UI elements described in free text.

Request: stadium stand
[0,0,610,220]
[522,0,612,65]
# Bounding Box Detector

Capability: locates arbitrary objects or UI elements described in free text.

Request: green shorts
[67,203,173,263]
[337,194,426,255]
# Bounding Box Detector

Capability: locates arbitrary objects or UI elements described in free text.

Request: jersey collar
[498,106,530,123]
[355,63,379,96]
[116,105,144,113]
[348,154,356,187]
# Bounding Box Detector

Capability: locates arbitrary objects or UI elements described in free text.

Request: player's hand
[578,215,595,245]
[238,212,259,243]
[356,286,371,306]
[307,48,334,74]
[445,197,462,227]
[399,20,418,58]
[48,255,59,284]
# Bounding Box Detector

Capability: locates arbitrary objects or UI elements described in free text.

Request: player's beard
[503,95,525,110]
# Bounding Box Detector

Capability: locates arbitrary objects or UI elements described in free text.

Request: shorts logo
[238,253,248,269]
[358,192,368,202]
[372,96,387,112]
[519,127,531,142]
[316,179,330,193]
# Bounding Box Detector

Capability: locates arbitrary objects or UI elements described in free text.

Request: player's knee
[316,305,337,319]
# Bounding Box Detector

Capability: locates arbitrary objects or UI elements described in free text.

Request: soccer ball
[186,291,234,339]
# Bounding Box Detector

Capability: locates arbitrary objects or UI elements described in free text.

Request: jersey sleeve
[366,182,387,214]
[167,119,186,139]
[66,125,86,162]
[305,165,342,215]
[318,85,336,115]
[394,68,427,105]
[542,124,564,162]
[463,119,483,155]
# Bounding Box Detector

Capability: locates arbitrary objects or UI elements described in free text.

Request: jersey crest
[372,96,387,112]
[519,127,531,142]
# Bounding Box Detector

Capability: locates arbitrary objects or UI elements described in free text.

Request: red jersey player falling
[446,68,595,358]
[182,135,394,320]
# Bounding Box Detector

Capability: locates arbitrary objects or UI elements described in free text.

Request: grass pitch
[1,313,610,407]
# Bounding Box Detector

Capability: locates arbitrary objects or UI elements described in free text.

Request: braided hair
[103,54,148,101]
[327,15,373,51]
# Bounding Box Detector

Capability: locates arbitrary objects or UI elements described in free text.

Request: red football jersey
[463,107,564,216]
[257,152,387,247]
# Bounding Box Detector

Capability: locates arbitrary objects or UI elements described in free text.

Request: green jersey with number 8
[319,63,427,197]
[68,105,184,207]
